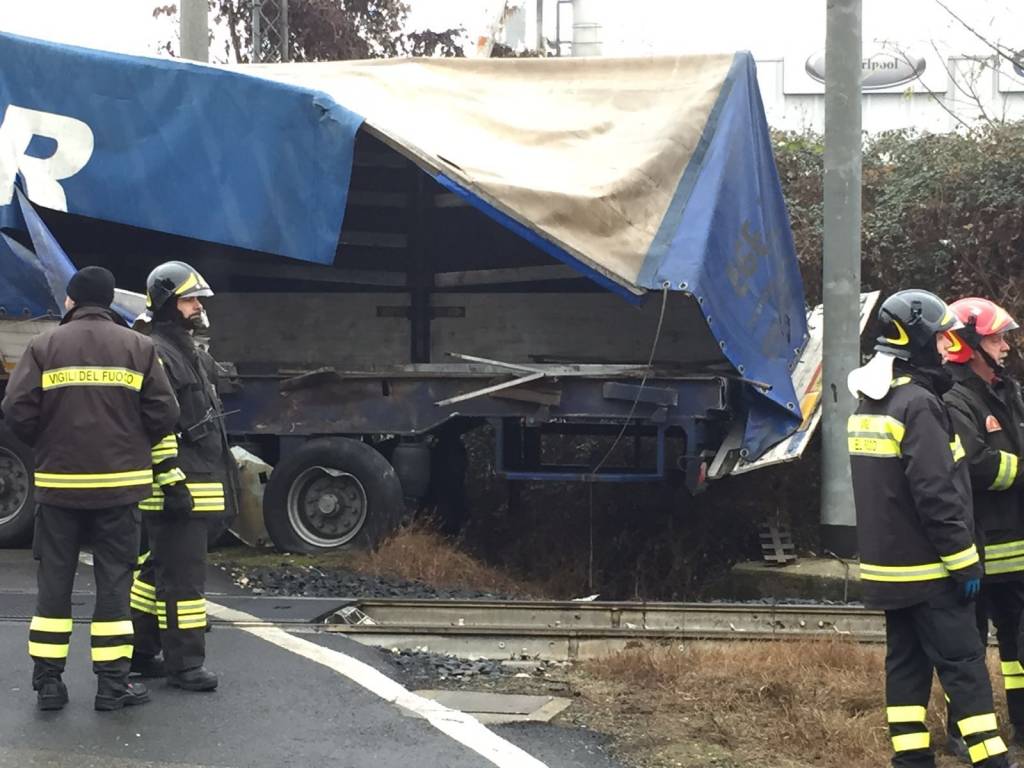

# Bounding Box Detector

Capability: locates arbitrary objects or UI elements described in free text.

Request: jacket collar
[60,305,126,327]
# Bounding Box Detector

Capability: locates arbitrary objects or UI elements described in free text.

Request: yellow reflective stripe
[178,598,205,609]
[985,539,1024,559]
[29,616,72,633]
[131,580,156,598]
[848,414,905,457]
[990,451,1019,491]
[984,555,1024,576]
[1003,661,1024,676]
[969,736,1008,762]
[959,712,998,736]
[35,469,153,489]
[942,544,980,572]
[892,732,930,752]
[179,619,207,629]
[41,366,144,392]
[892,376,912,387]
[155,468,187,486]
[887,705,927,723]
[91,644,133,662]
[91,620,133,637]
[131,603,157,616]
[950,434,966,462]
[1006,677,1024,690]
[175,272,199,295]
[136,551,150,566]
[28,641,69,659]
[860,561,950,582]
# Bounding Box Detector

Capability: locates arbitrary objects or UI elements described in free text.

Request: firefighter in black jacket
[944,297,1024,747]
[847,289,1014,768]
[129,261,227,692]
[1,267,183,712]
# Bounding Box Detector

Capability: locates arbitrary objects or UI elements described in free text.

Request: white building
[507,0,1024,133]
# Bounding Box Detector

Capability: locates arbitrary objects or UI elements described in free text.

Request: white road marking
[207,601,550,768]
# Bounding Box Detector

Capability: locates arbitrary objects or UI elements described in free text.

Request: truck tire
[0,425,35,547]
[262,438,403,553]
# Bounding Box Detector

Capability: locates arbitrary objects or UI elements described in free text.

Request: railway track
[320,599,886,660]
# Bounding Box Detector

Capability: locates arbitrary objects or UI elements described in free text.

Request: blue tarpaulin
[0,32,807,459]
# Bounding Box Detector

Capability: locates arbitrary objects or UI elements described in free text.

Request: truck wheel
[262,438,403,553]
[0,426,34,547]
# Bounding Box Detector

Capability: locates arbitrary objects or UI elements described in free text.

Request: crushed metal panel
[730,291,880,475]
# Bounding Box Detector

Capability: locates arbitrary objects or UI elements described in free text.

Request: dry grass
[573,640,1012,768]
[214,522,547,598]
[348,523,546,598]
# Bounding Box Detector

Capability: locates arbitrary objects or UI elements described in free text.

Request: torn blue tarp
[2,189,138,323]
[0,32,807,458]
[0,232,57,318]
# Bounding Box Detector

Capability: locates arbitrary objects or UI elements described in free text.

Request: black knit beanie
[66,266,115,308]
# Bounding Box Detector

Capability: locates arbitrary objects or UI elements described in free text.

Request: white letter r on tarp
[0,105,94,211]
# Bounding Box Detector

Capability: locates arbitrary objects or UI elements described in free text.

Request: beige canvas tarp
[239,55,735,294]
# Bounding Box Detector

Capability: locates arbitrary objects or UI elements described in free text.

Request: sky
[0,0,1021,60]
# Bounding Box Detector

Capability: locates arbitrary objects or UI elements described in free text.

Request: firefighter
[847,289,1014,768]
[1,266,182,711]
[944,298,1024,752]
[129,261,228,692]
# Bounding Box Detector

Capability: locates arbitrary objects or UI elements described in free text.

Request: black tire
[0,425,35,547]
[262,437,403,553]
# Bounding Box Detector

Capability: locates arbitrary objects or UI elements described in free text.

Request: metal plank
[435,371,546,407]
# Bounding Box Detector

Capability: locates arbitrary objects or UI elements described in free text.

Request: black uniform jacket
[944,364,1024,581]
[849,366,981,610]
[139,323,229,516]
[1,306,179,509]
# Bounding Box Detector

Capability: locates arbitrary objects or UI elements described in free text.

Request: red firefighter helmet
[946,297,1019,364]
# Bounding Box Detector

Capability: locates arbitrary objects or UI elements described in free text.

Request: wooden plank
[340,231,408,249]
[431,292,725,368]
[434,265,582,288]
[433,193,470,209]
[228,262,406,287]
[348,190,408,209]
[207,293,410,369]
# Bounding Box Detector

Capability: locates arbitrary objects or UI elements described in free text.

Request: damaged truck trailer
[0,33,821,552]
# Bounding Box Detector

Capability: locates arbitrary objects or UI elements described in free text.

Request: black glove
[161,482,193,520]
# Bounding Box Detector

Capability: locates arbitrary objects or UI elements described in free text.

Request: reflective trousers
[130,515,208,674]
[886,587,1009,768]
[30,503,139,687]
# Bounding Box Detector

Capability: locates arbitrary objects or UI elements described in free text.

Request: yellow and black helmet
[875,289,960,365]
[145,260,213,314]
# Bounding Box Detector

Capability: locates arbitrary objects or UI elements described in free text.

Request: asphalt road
[0,550,624,768]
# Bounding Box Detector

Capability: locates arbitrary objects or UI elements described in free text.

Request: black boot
[130,654,166,678]
[95,677,151,711]
[167,666,218,692]
[35,678,68,711]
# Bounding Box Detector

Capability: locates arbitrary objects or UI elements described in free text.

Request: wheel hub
[317,493,340,516]
[0,446,31,526]
[287,467,368,549]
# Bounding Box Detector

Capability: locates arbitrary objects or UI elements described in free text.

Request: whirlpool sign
[784,48,939,94]
[805,50,927,89]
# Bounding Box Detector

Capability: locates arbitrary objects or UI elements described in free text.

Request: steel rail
[320,599,887,660]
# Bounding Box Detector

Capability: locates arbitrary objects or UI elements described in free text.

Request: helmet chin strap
[979,347,1003,375]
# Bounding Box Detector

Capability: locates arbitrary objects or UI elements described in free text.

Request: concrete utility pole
[820,0,862,558]
[180,0,210,63]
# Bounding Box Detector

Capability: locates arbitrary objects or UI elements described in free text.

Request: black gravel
[381,647,571,689]
[220,563,528,601]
